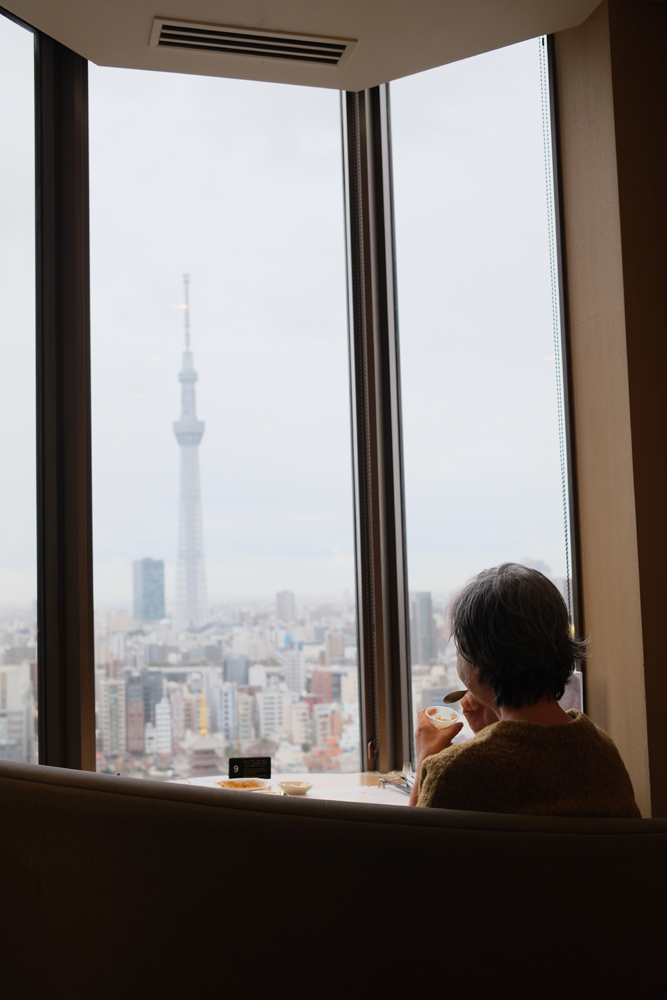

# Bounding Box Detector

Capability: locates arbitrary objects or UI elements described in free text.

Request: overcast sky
[1,15,567,609]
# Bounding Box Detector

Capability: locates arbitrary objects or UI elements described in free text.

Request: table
[176,770,412,806]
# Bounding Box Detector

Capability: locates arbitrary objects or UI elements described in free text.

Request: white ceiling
[4,0,600,90]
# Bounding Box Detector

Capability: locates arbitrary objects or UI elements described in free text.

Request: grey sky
[392,39,568,592]
[88,67,351,604]
[0,17,36,606]
[1,15,568,607]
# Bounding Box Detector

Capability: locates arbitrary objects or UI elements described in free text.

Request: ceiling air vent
[149,19,356,68]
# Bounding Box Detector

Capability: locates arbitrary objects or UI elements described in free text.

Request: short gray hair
[448,563,588,708]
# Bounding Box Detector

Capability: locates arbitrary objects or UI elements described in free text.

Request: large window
[89,68,359,778]
[0,11,37,765]
[391,40,573,734]
[3,19,578,778]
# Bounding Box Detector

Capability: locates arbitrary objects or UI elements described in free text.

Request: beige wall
[554,0,667,816]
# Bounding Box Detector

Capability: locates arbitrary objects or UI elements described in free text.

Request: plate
[215,777,271,791]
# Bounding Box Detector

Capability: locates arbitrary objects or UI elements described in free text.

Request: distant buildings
[0,664,34,762]
[154,699,172,753]
[256,689,292,740]
[126,673,145,753]
[133,558,165,623]
[223,654,249,686]
[324,630,345,665]
[279,648,304,694]
[276,590,296,622]
[410,592,437,667]
[90,593,363,777]
[100,678,126,755]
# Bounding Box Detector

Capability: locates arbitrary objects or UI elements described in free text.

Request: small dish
[425,705,460,730]
[216,777,270,791]
[278,781,313,796]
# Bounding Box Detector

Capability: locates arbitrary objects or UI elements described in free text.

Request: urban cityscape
[0,278,565,776]
[0,588,464,778]
[0,280,458,777]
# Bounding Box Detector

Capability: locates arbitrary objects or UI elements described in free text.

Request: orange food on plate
[216,778,264,790]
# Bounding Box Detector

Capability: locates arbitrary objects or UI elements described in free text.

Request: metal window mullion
[546,36,583,644]
[343,86,411,773]
[35,32,95,769]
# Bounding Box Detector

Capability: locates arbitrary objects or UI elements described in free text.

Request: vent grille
[150,19,355,68]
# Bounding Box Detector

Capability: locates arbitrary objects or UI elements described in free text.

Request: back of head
[449,563,587,708]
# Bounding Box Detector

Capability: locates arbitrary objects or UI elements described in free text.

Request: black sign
[228,757,271,779]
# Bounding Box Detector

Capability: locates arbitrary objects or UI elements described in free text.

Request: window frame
[1,3,579,773]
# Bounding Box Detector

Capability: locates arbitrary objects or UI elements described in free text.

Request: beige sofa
[2,758,665,998]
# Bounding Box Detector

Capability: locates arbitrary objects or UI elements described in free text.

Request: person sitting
[409,563,640,817]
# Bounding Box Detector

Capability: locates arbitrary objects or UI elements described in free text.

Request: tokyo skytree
[173,275,209,631]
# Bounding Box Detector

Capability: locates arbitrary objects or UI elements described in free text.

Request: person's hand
[409,708,464,804]
[460,691,499,734]
[414,708,463,768]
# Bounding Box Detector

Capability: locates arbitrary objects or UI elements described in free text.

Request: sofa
[2,758,665,999]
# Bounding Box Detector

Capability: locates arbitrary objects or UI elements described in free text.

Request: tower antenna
[183,273,190,349]
[173,272,208,632]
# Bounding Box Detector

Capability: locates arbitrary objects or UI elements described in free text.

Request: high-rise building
[276,590,296,622]
[340,668,358,705]
[133,558,165,622]
[223,654,249,686]
[100,677,127,755]
[410,592,437,666]
[236,692,256,748]
[173,275,208,632]
[310,668,333,703]
[324,630,345,665]
[313,704,335,746]
[154,698,173,753]
[211,681,238,740]
[126,673,145,753]
[0,664,34,763]
[278,648,304,694]
[256,689,291,740]
[167,682,185,744]
[142,668,164,727]
[286,700,310,746]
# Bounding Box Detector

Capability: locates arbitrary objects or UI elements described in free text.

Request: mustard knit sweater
[417,710,641,817]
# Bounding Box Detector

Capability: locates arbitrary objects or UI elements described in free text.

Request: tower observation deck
[173,275,208,631]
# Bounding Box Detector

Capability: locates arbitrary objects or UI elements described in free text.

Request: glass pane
[0,14,37,764]
[89,69,358,780]
[391,40,572,737]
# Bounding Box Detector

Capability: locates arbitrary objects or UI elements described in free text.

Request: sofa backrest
[2,759,665,998]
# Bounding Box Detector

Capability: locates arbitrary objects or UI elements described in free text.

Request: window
[0,10,37,765]
[89,67,359,778]
[6,17,579,778]
[391,39,574,737]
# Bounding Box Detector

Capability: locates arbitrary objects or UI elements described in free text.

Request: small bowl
[425,705,460,730]
[278,781,313,796]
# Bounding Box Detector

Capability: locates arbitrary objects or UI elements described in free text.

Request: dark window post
[35,33,95,769]
[342,86,412,772]
[546,35,583,641]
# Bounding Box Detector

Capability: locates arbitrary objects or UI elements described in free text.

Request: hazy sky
[0,17,36,607]
[1,14,568,607]
[392,39,568,592]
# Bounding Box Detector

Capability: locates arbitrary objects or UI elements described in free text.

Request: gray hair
[448,563,588,708]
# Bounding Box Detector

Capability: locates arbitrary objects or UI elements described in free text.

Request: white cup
[425,705,460,730]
